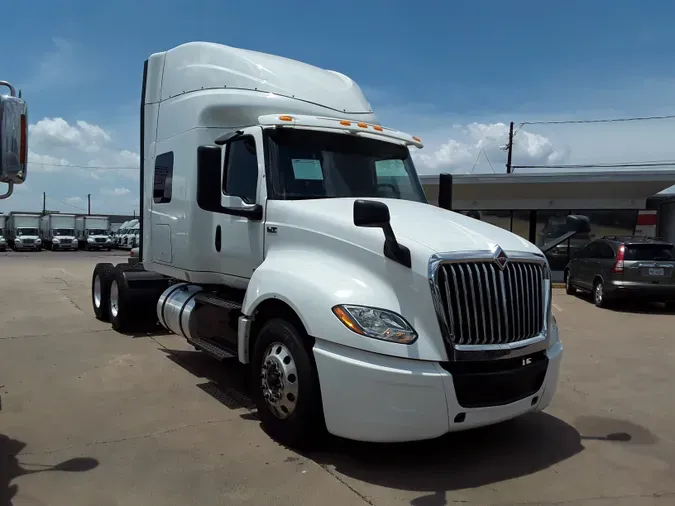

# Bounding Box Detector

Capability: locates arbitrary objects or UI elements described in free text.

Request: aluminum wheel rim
[595,283,603,304]
[260,342,299,419]
[110,280,119,318]
[93,275,102,308]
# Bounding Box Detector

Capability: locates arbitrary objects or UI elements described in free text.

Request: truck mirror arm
[222,204,263,221]
[353,199,411,269]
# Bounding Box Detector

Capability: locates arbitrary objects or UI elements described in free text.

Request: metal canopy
[419,170,675,211]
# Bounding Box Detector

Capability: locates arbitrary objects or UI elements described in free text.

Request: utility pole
[505,121,514,174]
[87,194,91,215]
[42,192,46,215]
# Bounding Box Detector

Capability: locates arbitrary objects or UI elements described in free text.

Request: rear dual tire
[92,263,116,321]
[91,263,161,332]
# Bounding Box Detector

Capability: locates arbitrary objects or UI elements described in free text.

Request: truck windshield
[266,129,427,203]
[89,229,107,235]
[17,228,39,236]
[54,228,75,236]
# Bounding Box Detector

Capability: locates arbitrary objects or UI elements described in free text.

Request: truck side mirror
[0,81,28,199]
[566,214,591,234]
[353,199,390,227]
[353,199,411,268]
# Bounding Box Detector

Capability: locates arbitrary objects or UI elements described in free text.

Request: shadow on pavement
[0,434,99,506]
[572,293,675,315]
[305,413,583,505]
[160,348,255,410]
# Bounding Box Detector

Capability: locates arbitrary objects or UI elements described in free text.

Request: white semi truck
[0,214,7,251]
[40,213,79,251]
[113,220,130,248]
[76,215,112,251]
[118,219,138,250]
[90,42,576,448]
[7,212,42,251]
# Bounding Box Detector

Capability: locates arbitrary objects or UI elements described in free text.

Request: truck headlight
[332,305,417,344]
[36,239,42,244]
[15,238,22,243]
[53,238,60,243]
[87,238,94,243]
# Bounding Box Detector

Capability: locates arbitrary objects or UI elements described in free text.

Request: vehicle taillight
[613,244,625,273]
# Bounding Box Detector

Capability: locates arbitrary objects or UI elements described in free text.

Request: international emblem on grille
[493,245,509,270]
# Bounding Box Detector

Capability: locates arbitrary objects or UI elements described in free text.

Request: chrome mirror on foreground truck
[0,81,28,199]
[353,199,412,268]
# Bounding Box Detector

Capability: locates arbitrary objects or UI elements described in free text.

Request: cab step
[188,336,236,360]
[194,292,242,311]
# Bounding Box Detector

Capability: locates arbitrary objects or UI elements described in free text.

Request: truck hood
[267,198,540,256]
[16,235,40,240]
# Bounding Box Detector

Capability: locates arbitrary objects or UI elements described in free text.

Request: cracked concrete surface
[2,251,675,505]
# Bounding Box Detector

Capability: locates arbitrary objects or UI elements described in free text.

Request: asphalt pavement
[1,252,675,505]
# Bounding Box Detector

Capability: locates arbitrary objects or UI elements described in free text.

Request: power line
[45,195,88,212]
[29,161,138,170]
[519,113,675,126]
[513,161,675,170]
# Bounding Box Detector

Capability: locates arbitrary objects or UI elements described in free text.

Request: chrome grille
[95,237,106,243]
[436,260,546,346]
[60,239,72,245]
[22,239,35,245]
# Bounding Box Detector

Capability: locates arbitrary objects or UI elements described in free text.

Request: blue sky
[3,0,675,213]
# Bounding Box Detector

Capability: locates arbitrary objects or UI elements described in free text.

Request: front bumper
[313,339,562,443]
[53,242,78,250]
[606,280,675,301]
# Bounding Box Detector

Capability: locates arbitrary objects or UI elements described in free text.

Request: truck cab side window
[223,137,258,204]
[153,152,174,204]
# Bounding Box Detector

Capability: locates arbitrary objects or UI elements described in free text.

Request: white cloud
[101,187,131,197]
[27,151,70,172]
[29,117,111,153]
[411,122,570,174]
[0,117,140,214]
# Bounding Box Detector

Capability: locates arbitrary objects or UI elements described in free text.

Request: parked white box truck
[7,212,42,251]
[90,42,587,449]
[75,216,111,250]
[0,214,7,251]
[40,213,78,251]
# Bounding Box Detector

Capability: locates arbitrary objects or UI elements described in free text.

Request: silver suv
[564,236,675,308]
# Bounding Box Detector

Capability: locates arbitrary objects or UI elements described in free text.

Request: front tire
[251,318,324,449]
[565,270,576,295]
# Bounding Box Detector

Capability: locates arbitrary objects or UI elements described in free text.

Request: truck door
[215,126,266,279]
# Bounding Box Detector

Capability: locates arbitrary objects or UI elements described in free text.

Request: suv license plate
[648,268,665,276]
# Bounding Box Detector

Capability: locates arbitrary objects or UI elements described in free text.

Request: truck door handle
[215,225,222,252]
